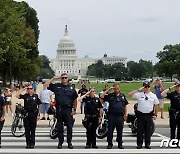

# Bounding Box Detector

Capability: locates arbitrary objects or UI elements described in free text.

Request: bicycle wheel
[11,116,25,137]
[50,123,58,139]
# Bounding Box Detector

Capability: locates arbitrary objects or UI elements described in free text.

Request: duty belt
[136,110,153,116]
[85,114,98,118]
[169,108,180,118]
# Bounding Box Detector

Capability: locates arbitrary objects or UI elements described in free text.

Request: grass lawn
[162,103,170,112]
[74,82,174,100]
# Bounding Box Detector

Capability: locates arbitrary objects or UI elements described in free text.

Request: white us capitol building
[50,26,127,78]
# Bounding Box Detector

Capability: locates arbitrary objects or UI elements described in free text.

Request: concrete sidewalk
[3,84,170,127]
[3,100,170,128]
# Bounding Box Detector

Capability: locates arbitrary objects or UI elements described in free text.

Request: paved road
[0,126,179,153]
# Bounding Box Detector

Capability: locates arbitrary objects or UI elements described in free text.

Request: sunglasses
[144,86,150,88]
[90,91,95,92]
[27,88,33,90]
[61,77,68,79]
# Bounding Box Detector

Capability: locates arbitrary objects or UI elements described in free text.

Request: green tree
[39,55,54,79]
[157,44,180,80]
[139,59,153,78]
[87,60,104,78]
[0,0,40,85]
[127,61,144,79]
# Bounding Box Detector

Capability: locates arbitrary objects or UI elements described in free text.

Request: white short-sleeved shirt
[39,88,53,104]
[133,92,159,113]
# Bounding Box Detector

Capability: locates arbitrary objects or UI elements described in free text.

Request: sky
[15,0,180,63]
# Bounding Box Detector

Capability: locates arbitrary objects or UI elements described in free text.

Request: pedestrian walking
[39,86,53,120]
[151,78,166,119]
[16,85,41,149]
[100,83,128,149]
[161,80,180,139]
[3,88,13,116]
[81,87,102,149]
[0,89,5,148]
[32,81,37,94]
[128,81,159,149]
[43,73,78,149]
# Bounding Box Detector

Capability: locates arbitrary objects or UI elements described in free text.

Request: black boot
[57,143,62,149]
[68,143,73,149]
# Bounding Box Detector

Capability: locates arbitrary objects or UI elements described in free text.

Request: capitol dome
[57,25,77,58]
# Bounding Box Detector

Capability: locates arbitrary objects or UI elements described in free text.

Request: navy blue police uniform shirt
[83,96,103,115]
[0,96,5,117]
[166,91,180,110]
[19,94,41,112]
[78,88,88,96]
[104,92,128,115]
[48,83,78,108]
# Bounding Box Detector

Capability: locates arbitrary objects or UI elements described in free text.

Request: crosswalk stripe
[1,126,179,153]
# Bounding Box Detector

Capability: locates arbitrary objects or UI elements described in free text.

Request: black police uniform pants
[24,115,37,146]
[169,114,180,139]
[137,115,152,146]
[107,114,124,146]
[0,120,5,144]
[56,108,73,144]
[86,117,98,146]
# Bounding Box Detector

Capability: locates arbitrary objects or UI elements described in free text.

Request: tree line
[0,0,54,86]
[87,44,180,81]
[0,0,179,85]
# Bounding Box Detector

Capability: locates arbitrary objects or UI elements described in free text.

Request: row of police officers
[0,73,180,149]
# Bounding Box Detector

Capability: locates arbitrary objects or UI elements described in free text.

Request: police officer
[100,83,128,149]
[16,85,41,149]
[161,80,180,139]
[128,81,159,149]
[44,73,78,149]
[78,84,88,114]
[0,89,5,148]
[81,87,102,148]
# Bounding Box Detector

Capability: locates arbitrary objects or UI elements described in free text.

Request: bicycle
[11,103,25,137]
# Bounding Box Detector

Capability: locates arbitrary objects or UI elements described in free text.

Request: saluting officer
[100,83,128,149]
[16,85,41,149]
[0,89,5,148]
[44,73,78,149]
[128,81,159,149]
[161,80,180,139]
[81,87,103,149]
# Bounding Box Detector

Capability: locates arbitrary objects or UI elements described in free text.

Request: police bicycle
[11,103,25,137]
[48,102,58,139]
[96,101,109,139]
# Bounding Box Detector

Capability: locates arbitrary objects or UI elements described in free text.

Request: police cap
[143,81,150,87]
[174,80,180,87]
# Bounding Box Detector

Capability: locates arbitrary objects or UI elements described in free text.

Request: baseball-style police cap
[174,80,180,87]
[143,81,150,87]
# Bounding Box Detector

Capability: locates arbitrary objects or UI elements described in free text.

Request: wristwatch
[73,108,76,112]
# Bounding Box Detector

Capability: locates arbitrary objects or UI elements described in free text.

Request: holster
[168,108,180,117]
